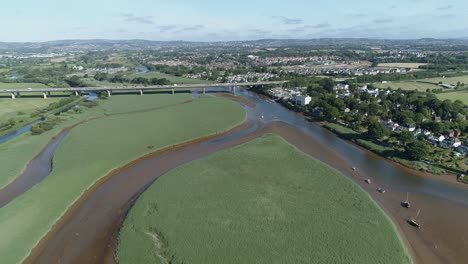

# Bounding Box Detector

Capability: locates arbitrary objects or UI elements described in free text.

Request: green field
[374,81,468,104]
[0,98,62,121]
[374,81,438,92]
[0,94,194,189]
[324,122,359,135]
[128,71,210,84]
[436,91,468,104]
[118,134,411,264]
[0,82,49,89]
[421,75,468,86]
[0,94,245,263]
[374,74,468,92]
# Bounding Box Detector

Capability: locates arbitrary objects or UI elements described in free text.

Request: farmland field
[127,71,210,84]
[374,74,468,92]
[118,134,411,264]
[420,75,468,86]
[0,94,246,264]
[374,81,438,91]
[436,91,468,104]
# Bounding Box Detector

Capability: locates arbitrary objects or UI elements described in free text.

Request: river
[15,89,468,264]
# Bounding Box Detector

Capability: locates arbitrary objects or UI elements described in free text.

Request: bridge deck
[0,81,286,93]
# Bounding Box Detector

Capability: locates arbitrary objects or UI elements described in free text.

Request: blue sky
[2,0,467,41]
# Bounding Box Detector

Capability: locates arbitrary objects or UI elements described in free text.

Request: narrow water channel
[0,119,45,144]
[0,130,70,208]
[21,89,468,264]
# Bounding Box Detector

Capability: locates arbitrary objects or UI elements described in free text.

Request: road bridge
[0,81,287,99]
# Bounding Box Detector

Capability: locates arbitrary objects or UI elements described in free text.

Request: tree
[94,72,108,81]
[398,130,414,145]
[321,78,335,92]
[367,121,390,140]
[324,105,340,120]
[65,76,84,87]
[405,140,430,160]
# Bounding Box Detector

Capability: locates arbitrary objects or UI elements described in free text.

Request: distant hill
[1,38,468,53]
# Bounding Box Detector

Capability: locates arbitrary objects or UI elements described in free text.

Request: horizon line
[1,37,468,44]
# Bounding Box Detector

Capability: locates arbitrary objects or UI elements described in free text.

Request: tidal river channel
[17,89,468,264]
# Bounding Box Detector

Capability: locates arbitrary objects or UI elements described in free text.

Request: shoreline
[252,89,467,188]
[319,122,468,188]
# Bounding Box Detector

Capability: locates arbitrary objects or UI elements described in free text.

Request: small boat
[351,166,356,171]
[408,209,421,229]
[261,112,264,119]
[377,188,386,194]
[365,179,371,184]
[401,192,410,208]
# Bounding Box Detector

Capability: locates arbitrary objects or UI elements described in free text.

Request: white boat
[365,179,371,184]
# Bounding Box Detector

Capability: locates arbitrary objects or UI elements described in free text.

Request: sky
[1,0,468,42]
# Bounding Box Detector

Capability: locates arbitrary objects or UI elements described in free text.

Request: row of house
[383,119,467,153]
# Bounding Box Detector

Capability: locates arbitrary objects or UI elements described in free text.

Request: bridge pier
[43,92,48,99]
[172,88,175,95]
[107,90,112,97]
[74,91,79,96]
[11,93,15,99]
[140,89,143,96]
[202,88,206,95]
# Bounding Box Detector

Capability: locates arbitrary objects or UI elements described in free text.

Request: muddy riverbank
[22,90,468,264]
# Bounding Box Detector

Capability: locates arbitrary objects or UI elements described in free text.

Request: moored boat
[401,192,410,208]
[408,209,421,229]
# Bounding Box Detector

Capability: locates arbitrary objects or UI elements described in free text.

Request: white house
[453,138,462,148]
[294,95,312,106]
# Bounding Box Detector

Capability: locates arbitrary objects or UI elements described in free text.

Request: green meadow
[374,74,468,93]
[374,81,437,92]
[0,98,61,120]
[436,91,468,104]
[118,134,411,264]
[0,94,192,189]
[0,94,246,264]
